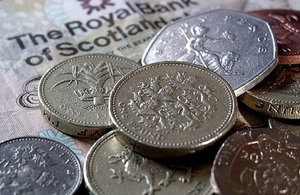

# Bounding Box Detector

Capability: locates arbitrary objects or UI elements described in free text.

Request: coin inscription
[109,61,236,158]
[142,9,278,96]
[211,128,300,195]
[39,54,140,138]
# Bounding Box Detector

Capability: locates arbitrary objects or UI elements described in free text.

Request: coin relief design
[212,129,300,195]
[142,9,278,96]
[177,23,240,75]
[240,65,300,119]
[108,148,202,195]
[109,62,236,158]
[38,54,140,138]
[84,130,213,195]
[51,60,130,109]
[0,137,82,195]
[249,9,300,64]
[127,72,218,134]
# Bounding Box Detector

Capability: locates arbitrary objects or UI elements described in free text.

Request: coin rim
[141,9,278,97]
[0,136,83,194]
[109,61,237,150]
[38,54,140,136]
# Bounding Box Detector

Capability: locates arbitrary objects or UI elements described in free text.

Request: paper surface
[0,0,298,163]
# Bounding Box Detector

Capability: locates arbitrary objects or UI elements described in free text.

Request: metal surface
[268,117,300,137]
[249,9,300,65]
[142,9,278,96]
[0,136,82,195]
[109,61,237,158]
[240,65,300,119]
[38,54,140,139]
[211,128,300,195]
[84,130,213,195]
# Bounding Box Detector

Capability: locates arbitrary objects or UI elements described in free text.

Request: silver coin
[211,128,300,195]
[84,130,214,195]
[0,136,82,195]
[141,9,278,96]
[109,61,237,158]
[268,117,300,137]
[38,54,140,139]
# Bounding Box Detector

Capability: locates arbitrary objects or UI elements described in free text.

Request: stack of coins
[3,8,300,195]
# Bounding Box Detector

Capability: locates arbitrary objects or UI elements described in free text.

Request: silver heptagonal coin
[84,130,214,195]
[109,61,237,159]
[142,9,278,96]
[0,136,82,195]
[38,54,140,139]
[211,128,300,195]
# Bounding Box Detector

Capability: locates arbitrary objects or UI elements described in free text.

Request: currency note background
[0,0,299,164]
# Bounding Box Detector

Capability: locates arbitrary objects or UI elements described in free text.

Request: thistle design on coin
[128,72,218,133]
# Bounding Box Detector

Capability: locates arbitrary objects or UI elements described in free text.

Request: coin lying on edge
[211,128,300,195]
[109,61,237,159]
[0,136,82,195]
[38,54,140,139]
[84,130,214,195]
[141,9,278,96]
[249,9,300,65]
[240,65,300,119]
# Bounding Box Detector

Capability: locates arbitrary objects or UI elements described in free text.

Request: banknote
[0,0,298,165]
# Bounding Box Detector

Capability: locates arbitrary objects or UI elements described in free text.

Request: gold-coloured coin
[240,65,300,119]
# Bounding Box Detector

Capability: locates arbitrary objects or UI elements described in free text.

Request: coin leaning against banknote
[109,61,237,159]
[141,9,278,97]
[0,136,82,195]
[38,54,140,139]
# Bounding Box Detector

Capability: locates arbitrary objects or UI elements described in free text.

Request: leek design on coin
[38,54,140,138]
[142,9,278,96]
[109,61,237,158]
[211,128,300,195]
[240,65,300,119]
[0,136,82,195]
[84,130,214,195]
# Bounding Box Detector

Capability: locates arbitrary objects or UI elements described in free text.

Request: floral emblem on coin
[108,148,199,195]
[128,72,218,133]
[52,60,129,107]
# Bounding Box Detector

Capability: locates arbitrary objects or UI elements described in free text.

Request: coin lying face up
[249,9,300,65]
[211,128,300,195]
[0,136,82,195]
[84,130,214,195]
[38,54,140,138]
[109,61,237,158]
[142,9,278,96]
